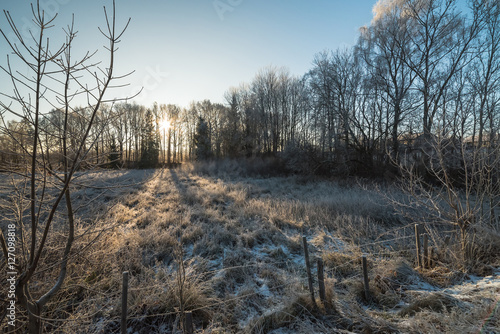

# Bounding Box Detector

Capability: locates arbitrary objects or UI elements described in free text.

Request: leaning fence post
[317,258,326,305]
[415,224,422,268]
[185,311,193,334]
[362,255,370,302]
[423,233,429,269]
[121,271,129,334]
[302,236,317,308]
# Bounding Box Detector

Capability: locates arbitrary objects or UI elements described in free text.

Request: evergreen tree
[223,103,241,157]
[194,116,211,160]
[139,109,159,168]
[108,134,121,168]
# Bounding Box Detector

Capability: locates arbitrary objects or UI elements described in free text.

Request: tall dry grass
[2,164,499,333]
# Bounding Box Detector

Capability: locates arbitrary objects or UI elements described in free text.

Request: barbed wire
[356,234,414,249]
[376,222,416,237]
[4,271,305,331]
[326,258,359,277]
[127,278,299,321]
[21,303,116,324]
[198,259,293,276]
[128,259,293,292]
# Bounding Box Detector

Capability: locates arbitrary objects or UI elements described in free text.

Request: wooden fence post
[362,255,370,302]
[415,224,422,268]
[302,236,317,308]
[185,311,193,334]
[121,271,129,334]
[423,233,429,269]
[317,258,326,305]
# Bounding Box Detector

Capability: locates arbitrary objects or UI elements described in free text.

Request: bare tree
[0,1,130,332]
[402,0,484,139]
[357,2,417,166]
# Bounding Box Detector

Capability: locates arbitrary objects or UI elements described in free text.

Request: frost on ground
[2,167,499,333]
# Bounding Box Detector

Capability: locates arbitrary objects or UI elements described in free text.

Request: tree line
[1,0,499,177]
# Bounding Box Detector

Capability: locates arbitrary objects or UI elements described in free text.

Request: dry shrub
[425,225,500,277]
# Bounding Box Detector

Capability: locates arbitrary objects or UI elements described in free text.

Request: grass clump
[399,293,463,316]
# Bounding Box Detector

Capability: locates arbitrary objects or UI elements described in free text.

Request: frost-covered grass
[1,166,499,333]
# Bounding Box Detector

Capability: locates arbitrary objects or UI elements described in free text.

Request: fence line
[14,268,303,329]
[126,279,298,321]
[127,259,292,292]
[356,234,413,249]
[25,304,117,324]
[3,224,457,331]
[326,258,358,276]
[376,222,415,237]
[194,259,292,277]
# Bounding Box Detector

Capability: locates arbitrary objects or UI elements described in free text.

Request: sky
[0,0,378,111]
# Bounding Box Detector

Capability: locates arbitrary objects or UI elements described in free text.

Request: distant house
[399,133,463,170]
[464,133,499,154]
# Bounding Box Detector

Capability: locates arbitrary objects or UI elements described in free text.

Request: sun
[160,119,171,131]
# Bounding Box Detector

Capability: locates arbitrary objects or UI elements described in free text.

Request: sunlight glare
[160,119,171,131]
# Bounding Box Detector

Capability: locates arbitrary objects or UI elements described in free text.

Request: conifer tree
[139,109,159,168]
[194,116,212,160]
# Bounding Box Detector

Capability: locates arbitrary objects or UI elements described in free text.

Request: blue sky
[0,0,377,110]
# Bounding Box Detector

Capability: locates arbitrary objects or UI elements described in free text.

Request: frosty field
[1,167,499,333]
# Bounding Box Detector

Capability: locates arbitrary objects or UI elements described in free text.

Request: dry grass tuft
[399,292,463,316]
[322,251,361,277]
[372,258,420,287]
[244,294,324,334]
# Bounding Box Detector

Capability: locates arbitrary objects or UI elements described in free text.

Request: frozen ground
[1,167,499,333]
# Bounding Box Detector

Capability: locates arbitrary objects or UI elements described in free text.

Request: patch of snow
[250,243,304,268]
[268,329,292,334]
[443,269,500,296]
[311,230,348,253]
[238,307,259,329]
[184,244,194,258]
[258,283,271,298]
[409,280,440,292]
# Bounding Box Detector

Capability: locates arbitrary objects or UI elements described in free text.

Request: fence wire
[2,223,456,332]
